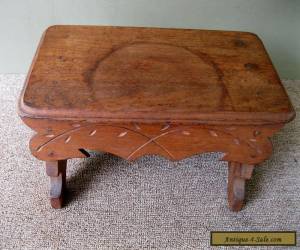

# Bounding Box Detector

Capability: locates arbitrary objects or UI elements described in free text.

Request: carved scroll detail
[28,122,283,165]
[228,162,254,211]
[46,160,67,209]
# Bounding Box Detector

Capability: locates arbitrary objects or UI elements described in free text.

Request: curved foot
[50,197,63,209]
[228,162,254,212]
[46,160,67,209]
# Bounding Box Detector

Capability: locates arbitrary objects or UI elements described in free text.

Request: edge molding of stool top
[18,25,295,125]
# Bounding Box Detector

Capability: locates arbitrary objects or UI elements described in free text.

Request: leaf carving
[29,123,283,165]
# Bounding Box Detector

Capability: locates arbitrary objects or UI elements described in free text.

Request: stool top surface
[19,25,295,124]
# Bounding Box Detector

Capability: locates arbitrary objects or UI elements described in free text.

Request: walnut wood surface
[18,25,296,211]
[23,117,282,165]
[46,160,67,209]
[19,25,295,124]
[228,162,254,211]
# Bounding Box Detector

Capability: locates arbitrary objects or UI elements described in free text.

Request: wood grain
[18,25,295,124]
[22,118,282,165]
[18,25,296,211]
[46,160,67,209]
[228,162,254,211]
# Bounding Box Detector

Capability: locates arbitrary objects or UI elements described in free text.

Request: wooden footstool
[18,25,295,211]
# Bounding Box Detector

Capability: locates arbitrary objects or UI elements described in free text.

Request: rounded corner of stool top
[287,108,296,122]
[240,31,261,40]
[279,102,297,124]
[43,25,67,35]
[17,93,40,119]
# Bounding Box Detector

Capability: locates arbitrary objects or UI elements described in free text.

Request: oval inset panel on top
[88,43,231,114]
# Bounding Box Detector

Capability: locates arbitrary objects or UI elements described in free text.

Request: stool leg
[227,162,254,212]
[45,160,67,209]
